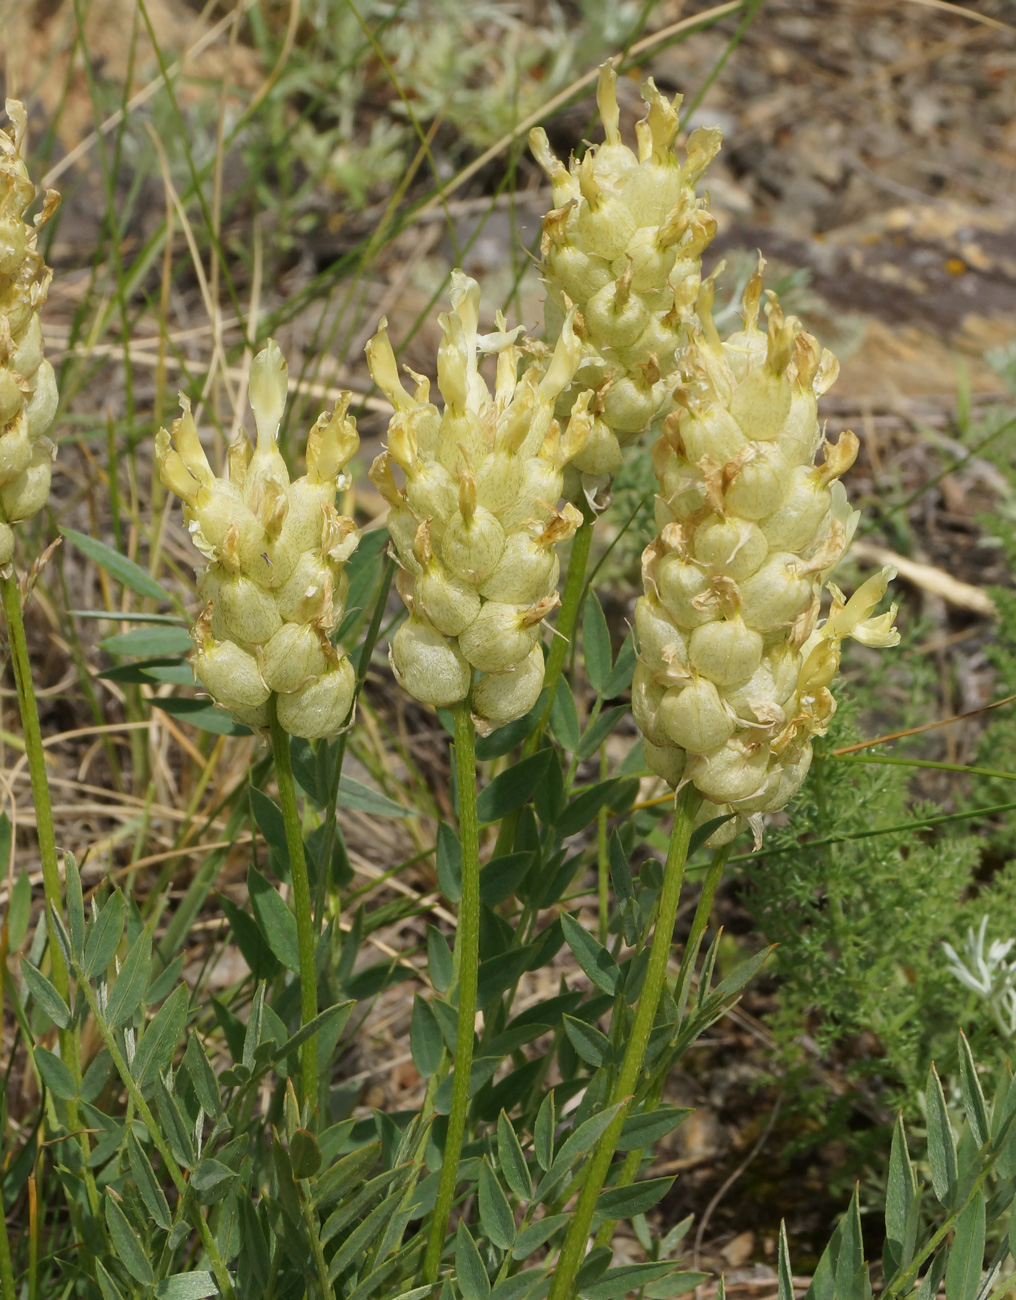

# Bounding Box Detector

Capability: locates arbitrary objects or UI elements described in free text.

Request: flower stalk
[548,785,701,1300]
[268,693,320,1115]
[423,696,480,1284]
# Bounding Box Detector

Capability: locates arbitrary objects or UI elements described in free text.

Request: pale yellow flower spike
[634,275,897,847]
[156,341,361,739]
[0,100,60,567]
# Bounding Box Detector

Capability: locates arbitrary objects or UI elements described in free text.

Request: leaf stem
[547,785,700,1300]
[423,698,480,1284]
[268,694,319,1117]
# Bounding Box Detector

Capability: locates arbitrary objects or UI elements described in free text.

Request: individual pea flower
[368,270,590,733]
[529,64,721,491]
[156,340,361,739]
[0,100,60,567]
[633,266,899,844]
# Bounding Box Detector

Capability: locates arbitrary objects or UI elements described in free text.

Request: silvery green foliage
[0,100,59,565]
[156,342,361,739]
[944,916,1016,1039]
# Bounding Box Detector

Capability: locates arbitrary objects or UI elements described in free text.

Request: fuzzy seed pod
[369,272,590,733]
[0,101,59,565]
[530,65,721,488]
[635,267,898,842]
[157,341,360,738]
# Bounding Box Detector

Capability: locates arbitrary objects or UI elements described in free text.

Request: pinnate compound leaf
[945,1196,985,1300]
[560,913,622,996]
[497,1111,532,1200]
[478,1160,515,1250]
[61,527,173,602]
[927,1064,958,1206]
[456,1220,491,1300]
[20,959,70,1028]
[594,1176,674,1219]
[105,1192,154,1285]
[248,865,300,972]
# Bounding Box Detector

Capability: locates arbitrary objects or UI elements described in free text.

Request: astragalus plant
[3,50,1014,1300]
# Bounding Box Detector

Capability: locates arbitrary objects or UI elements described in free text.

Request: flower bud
[193,634,270,712]
[276,658,356,740]
[472,644,545,731]
[391,616,471,707]
[260,622,330,695]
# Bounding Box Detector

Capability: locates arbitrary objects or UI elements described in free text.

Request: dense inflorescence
[368,271,591,732]
[0,100,59,566]
[156,341,361,739]
[634,268,899,842]
[529,64,720,487]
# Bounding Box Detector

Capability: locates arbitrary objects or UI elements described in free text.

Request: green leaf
[61,527,173,602]
[556,779,634,839]
[84,889,126,978]
[327,1185,406,1282]
[21,959,70,1028]
[475,697,546,760]
[563,1015,611,1068]
[883,1116,915,1281]
[602,631,636,697]
[127,1129,172,1231]
[778,1223,794,1300]
[957,1031,990,1148]
[66,853,85,964]
[35,1047,77,1101]
[595,1176,674,1220]
[616,1107,692,1152]
[944,1195,985,1300]
[578,704,630,762]
[95,1261,127,1300]
[154,1274,219,1299]
[335,777,410,818]
[133,983,188,1090]
[643,1274,710,1299]
[191,1158,235,1199]
[456,1220,491,1300]
[105,1191,154,1285]
[290,1129,322,1179]
[437,821,462,904]
[497,1111,532,1200]
[100,625,194,657]
[153,697,251,736]
[250,787,290,878]
[549,676,581,753]
[427,926,454,994]
[105,928,152,1028]
[247,865,300,972]
[926,1064,958,1207]
[217,892,280,982]
[583,592,613,695]
[915,1251,947,1300]
[579,1264,684,1300]
[542,1105,625,1195]
[534,1091,555,1171]
[7,867,30,948]
[479,853,534,907]
[182,1033,223,1119]
[273,1001,353,1068]
[512,1214,568,1260]
[478,1160,516,1250]
[477,751,553,823]
[410,996,444,1077]
[560,913,622,996]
